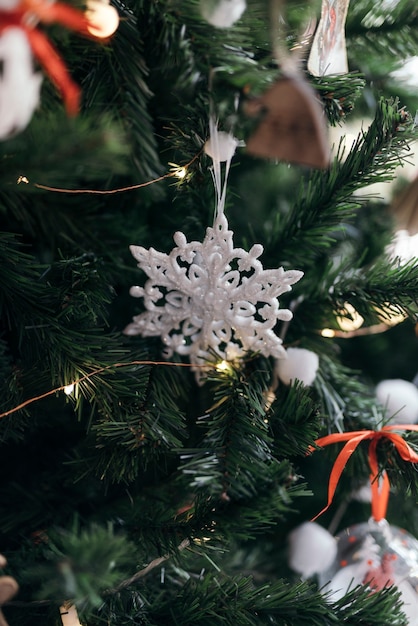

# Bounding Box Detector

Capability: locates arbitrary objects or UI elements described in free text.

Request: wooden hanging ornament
[245,75,330,168]
[308,0,350,76]
[389,173,418,235]
[245,0,330,168]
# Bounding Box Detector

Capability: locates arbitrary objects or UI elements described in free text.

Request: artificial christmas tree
[1,0,418,624]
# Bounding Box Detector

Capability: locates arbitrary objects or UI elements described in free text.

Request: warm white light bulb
[175,167,187,179]
[216,360,231,373]
[86,0,120,38]
[64,383,75,395]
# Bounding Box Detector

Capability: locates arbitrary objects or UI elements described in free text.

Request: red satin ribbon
[0,2,93,116]
[309,424,418,522]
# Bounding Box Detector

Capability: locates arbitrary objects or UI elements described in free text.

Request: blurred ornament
[389,174,418,236]
[245,0,330,167]
[0,27,42,139]
[275,347,319,387]
[245,75,330,168]
[288,521,337,577]
[60,603,83,626]
[125,118,303,381]
[386,229,418,264]
[376,379,418,425]
[0,0,118,131]
[308,0,350,76]
[85,0,119,38]
[200,0,246,28]
[0,554,18,626]
[318,518,418,626]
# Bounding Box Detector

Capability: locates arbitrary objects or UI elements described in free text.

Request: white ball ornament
[200,0,246,28]
[0,28,43,140]
[376,379,418,424]
[275,347,319,387]
[288,522,337,578]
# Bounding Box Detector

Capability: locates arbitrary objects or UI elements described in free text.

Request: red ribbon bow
[309,424,418,522]
[0,0,98,116]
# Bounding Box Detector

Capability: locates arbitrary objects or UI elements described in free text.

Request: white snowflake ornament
[125,117,303,381]
[0,28,42,140]
[125,213,302,380]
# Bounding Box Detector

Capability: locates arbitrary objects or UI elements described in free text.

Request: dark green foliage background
[1,1,418,624]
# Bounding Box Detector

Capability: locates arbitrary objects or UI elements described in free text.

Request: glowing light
[335,303,364,332]
[321,328,336,338]
[216,360,231,373]
[17,175,29,184]
[168,162,188,180]
[175,167,187,179]
[63,383,75,395]
[86,0,120,38]
[375,303,407,327]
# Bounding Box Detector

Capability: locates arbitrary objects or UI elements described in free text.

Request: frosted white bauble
[204,130,240,162]
[275,347,319,387]
[376,378,418,424]
[200,0,246,28]
[0,28,42,140]
[288,522,337,578]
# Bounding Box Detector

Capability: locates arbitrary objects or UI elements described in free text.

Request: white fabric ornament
[288,522,337,578]
[204,131,241,163]
[376,379,418,424]
[275,347,319,387]
[200,0,246,28]
[125,118,303,381]
[0,28,42,140]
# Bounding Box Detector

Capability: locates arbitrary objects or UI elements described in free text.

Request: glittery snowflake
[124,212,303,380]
